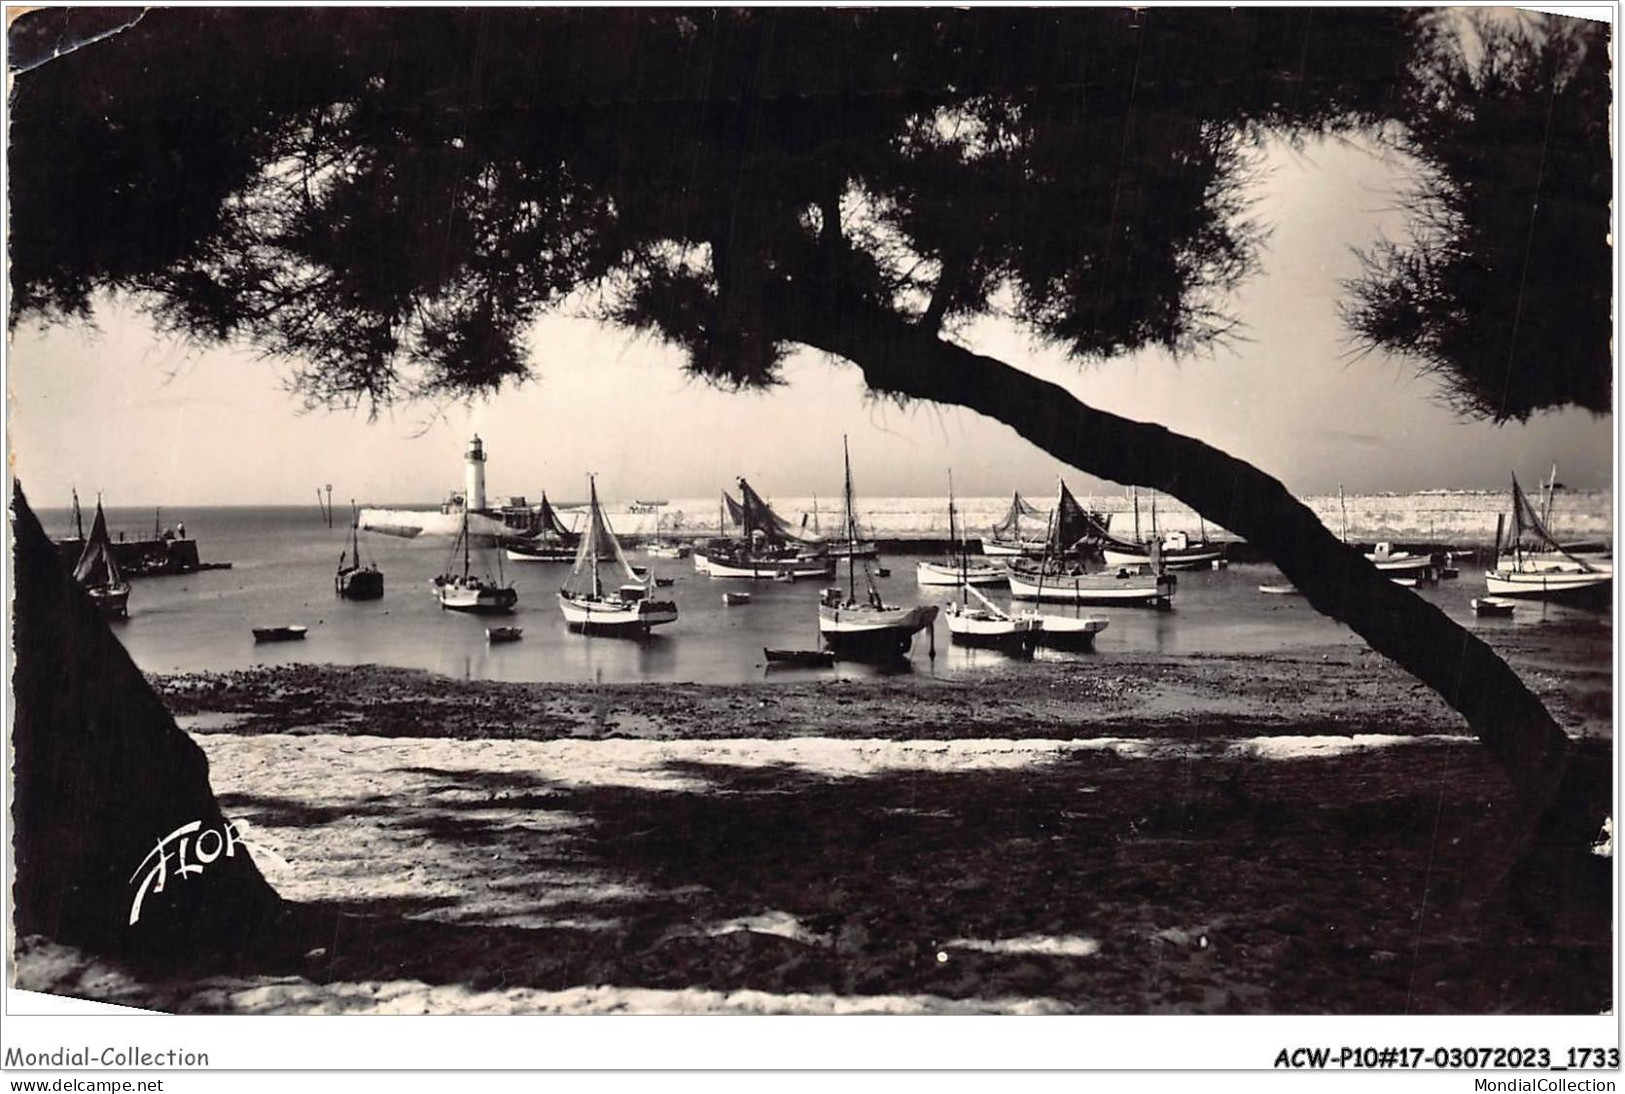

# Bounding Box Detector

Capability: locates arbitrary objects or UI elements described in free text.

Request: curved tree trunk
[771,291,1602,861]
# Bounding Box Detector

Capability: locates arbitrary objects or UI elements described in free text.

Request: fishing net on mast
[72,505,123,586]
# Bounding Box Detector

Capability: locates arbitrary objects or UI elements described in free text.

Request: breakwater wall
[628,490,1611,548]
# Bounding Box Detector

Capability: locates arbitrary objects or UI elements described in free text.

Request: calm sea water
[40,506,1610,685]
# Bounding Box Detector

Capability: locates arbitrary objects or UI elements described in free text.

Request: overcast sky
[8,133,1612,507]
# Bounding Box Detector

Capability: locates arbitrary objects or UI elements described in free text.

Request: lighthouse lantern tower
[464,435,487,512]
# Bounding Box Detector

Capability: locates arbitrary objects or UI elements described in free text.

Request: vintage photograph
[5,4,1614,1038]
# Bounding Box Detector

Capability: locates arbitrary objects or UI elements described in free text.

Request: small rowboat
[486,626,524,642]
[722,591,752,606]
[654,576,676,588]
[764,647,836,667]
[1258,583,1301,596]
[253,625,307,642]
[1470,597,1515,618]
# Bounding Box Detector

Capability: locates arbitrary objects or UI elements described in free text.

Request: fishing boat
[72,498,131,619]
[503,493,579,562]
[335,503,385,600]
[918,483,1007,587]
[434,508,518,613]
[486,626,524,642]
[1008,508,1110,646]
[558,476,678,636]
[937,477,1034,651]
[1099,488,1226,570]
[764,647,837,667]
[694,481,837,579]
[980,491,1052,557]
[1470,597,1515,618]
[1007,482,1174,606]
[722,591,752,606]
[1483,473,1612,603]
[252,625,307,642]
[818,438,939,659]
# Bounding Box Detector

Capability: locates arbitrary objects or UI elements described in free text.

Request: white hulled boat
[558,476,678,636]
[434,508,518,613]
[936,475,1033,650]
[1483,473,1612,603]
[1098,488,1226,570]
[818,438,938,659]
[693,482,836,580]
[918,487,1007,587]
[1007,481,1174,607]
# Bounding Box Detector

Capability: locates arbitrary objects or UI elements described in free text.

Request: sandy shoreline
[15,634,1613,1015]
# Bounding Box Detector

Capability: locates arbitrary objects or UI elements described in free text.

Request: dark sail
[536,493,579,545]
[72,502,123,588]
[990,491,1046,538]
[736,478,818,543]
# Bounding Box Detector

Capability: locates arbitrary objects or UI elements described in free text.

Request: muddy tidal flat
[15,625,1612,1015]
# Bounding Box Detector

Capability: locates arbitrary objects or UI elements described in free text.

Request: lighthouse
[464,435,487,512]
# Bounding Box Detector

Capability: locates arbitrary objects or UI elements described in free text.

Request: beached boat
[1099,489,1226,570]
[818,438,939,659]
[252,625,307,642]
[72,499,131,619]
[486,626,523,642]
[1483,473,1612,603]
[764,647,837,667]
[435,509,518,613]
[335,504,384,600]
[1470,597,1515,618]
[558,476,678,636]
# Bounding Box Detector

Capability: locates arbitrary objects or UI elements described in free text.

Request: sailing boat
[980,491,1051,557]
[1015,510,1110,648]
[73,498,131,619]
[817,437,938,658]
[1008,480,1174,606]
[1100,488,1226,570]
[559,476,678,635]
[693,479,834,579]
[917,480,1008,587]
[504,493,579,562]
[434,507,517,612]
[647,512,691,559]
[940,475,1035,650]
[1484,473,1612,602]
[335,502,384,600]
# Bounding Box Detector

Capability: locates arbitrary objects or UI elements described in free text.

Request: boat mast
[950,472,965,607]
[1337,483,1348,544]
[1132,486,1141,544]
[843,435,856,601]
[72,488,84,540]
[462,507,471,580]
[589,476,602,598]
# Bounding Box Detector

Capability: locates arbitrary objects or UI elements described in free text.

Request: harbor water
[43,506,1612,686]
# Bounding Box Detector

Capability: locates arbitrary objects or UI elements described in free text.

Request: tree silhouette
[1343,11,1611,421]
[8,8,1610,874]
